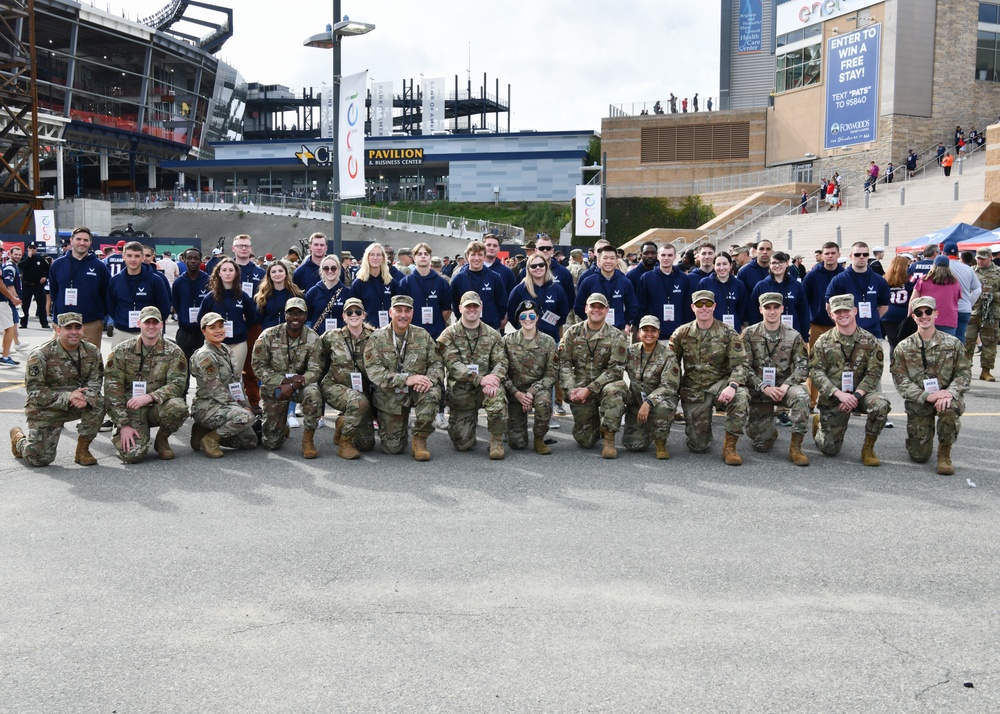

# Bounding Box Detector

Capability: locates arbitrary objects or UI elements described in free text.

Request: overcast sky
[111,0,721,132]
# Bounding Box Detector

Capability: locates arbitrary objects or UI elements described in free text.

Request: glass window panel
[979,3,999,24]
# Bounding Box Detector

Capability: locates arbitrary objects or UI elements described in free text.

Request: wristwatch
[729,382,739,390]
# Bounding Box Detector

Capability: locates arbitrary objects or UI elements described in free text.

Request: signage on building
[776,0,880,35]
[366,148,425,166]
[575,186,602,237]
[373,81,393,137]
[423,77,446,133]
[739,0,763,53]
[824,23,880,150]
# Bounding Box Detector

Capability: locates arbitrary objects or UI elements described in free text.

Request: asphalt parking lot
[2,325,999,712]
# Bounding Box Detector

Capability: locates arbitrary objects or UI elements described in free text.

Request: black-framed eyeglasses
[913,308,934,317]
[853,252,870,258]
[344,308,363,317]
[694,300,715,308]
[529,263,546,269]
[518,312,537,321]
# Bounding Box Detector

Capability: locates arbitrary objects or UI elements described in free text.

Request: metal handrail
[100,190,526,243]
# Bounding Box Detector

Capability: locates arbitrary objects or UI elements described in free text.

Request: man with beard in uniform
[10,312,104,466]
[251,297,322,458]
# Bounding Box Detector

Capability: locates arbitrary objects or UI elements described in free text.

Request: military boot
[10,426,24,458]
[722,432,743,465]
[74,437,97,466]
[980,369,995,382]
[190,423,209,452]
[936,443,955,475]
[788,432,810,466]
[200,430,224,459]
[533,436,552,455]
[153,429,175,460]
[337,432,360,460]
[488,434,505,460]
[654,438,670,460]
[302,429,319,459]
[861,434,880,466]
[412,434,431,462]
[601,429,618,459]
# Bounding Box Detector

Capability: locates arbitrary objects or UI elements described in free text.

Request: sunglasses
[529,263,546,269]
[519,312,538,321]
[537,246,553,251]
[322,266,339,272]
[913,308,934,317]
[344,308,363,317]
[853,252,870,258]
[694,300,715,308]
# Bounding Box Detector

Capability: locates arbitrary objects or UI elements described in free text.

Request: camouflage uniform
[604,341,680,452]
[566,262,587,327]
[314,324,376,450]
[558,321,629,448]
[190,342,258,449]
[251,324,322,450]
[966,262,1000,369]
[364,325,444,454]
[669,320,749,452]
[438,322,508,450]
[502,330,558,449]
[742,322,810,451]
[105,336,189,463]
[14,338,105,466]
[809,327,890,455]
[890,330,970,462]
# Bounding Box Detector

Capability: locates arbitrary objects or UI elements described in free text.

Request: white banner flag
[373,81,393,137]
[422,77,445,133]
[34,209,57,245]
[339,70,367,199]
[575,186,601,237]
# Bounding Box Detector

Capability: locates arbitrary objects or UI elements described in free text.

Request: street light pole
[304,2,375,259]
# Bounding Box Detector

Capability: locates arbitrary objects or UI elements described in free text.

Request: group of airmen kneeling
[11,283,970,476]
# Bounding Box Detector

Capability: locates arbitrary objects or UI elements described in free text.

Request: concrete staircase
[721,152,989,254]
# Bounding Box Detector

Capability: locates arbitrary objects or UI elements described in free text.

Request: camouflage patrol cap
[638,315,660,330]
[391,294,414,308]
[977,247,993,259]
[911,296,937,311]
[586,292,609,307]
[570,249,584,258]
[758,292,784,307]
[691,290,716,304]
[430,256,443,268]
[138,306,162,323]
[343,297,364,311]
[200,311,225,328]
[285,297,307,313]
[828,294,855,312]
[57,312,84,327]
[460,291,483,307]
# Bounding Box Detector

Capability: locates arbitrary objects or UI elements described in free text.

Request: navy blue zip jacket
[451,267,507,330]
[802,262,845,327]
[305,280,351,335]
[49,251,110,324]
[198,288,258,345]
[397,270,454,339]
[351,276,397,328]
[106,264,172,332]
[736,260,771,295]
[749,275,812,341]
[172,270,211,332]
[698,273,749,333]
[636,267,690,337]
[576,269,639,330]
[508,279,570,343]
